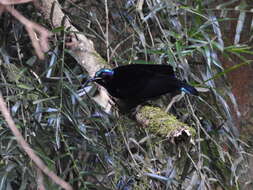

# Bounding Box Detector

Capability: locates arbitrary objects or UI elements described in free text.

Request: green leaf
[17,84,34,90]
[51,26,65,33]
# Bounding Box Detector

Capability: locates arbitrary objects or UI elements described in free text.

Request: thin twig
[105,0,110,63]
[0,0,32,5]
[5,5,52,59]
[0,92,73,190]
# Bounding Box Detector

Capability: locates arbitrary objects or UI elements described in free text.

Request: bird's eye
[94,69,113,79]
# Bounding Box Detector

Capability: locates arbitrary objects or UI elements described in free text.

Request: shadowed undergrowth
[0,0,252,189]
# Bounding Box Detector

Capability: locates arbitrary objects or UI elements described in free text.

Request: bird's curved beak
[88,77,102,82]
[80,77,101,88]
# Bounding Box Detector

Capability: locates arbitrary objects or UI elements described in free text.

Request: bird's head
[91,68,114,85]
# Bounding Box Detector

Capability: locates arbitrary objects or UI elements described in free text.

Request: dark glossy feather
[93,64,198,101]
[114,64,175,76]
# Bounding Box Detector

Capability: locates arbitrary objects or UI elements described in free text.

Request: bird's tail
[180,82,199,96]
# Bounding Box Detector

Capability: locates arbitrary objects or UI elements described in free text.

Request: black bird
[91,64,198,103]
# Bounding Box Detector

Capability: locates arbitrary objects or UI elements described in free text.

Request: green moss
[138,105,196,137]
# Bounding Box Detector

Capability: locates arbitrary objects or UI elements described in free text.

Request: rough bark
[136,106,196,144]
[34,0,104,76]
[35,0,195,142]
[34,0,113,111]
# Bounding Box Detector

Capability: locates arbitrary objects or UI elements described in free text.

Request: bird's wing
[113,64,175,77]
[110,65,180,99]
[112,64,176,88]
[133,76,181,99]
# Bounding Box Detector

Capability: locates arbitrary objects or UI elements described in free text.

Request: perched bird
[91,64,198,104]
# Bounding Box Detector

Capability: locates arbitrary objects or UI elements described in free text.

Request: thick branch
[35,0,195,140]
[34,0,113,110]
[136,106,196,144]
[34,0,104,76]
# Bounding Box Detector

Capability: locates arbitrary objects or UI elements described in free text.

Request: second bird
[91,64,198,103]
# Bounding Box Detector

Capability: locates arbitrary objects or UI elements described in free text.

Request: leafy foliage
[0,0,252,189]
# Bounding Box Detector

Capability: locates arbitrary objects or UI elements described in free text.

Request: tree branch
[34,0,196,142]
[0,93,73,190]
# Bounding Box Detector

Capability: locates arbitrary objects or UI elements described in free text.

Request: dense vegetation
[0,0,252,189]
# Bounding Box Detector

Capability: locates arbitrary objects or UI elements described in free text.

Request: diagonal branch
[4,5,51,59]
[34,0,196,142]
[0,93,73,190]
